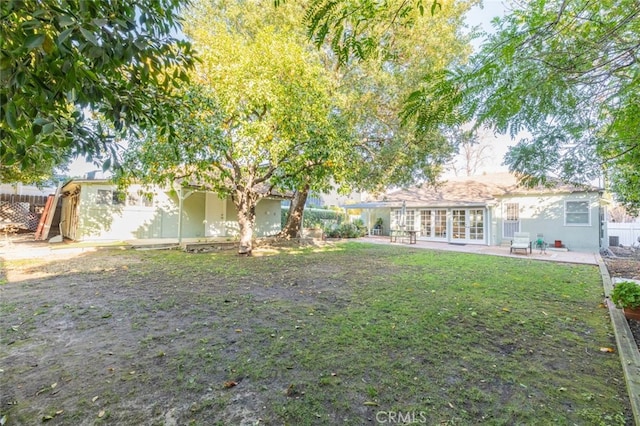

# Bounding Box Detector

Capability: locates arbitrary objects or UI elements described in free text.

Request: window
[96,189,112,205]
[506,203,519,221]
[565,200,590,225]
[434,210,447,238]
[503,202,520,238]
[127,191,154,207]
[112,191,125,205]
[96,189,125,205]
[420,210,432,237]
[405,210,415,230]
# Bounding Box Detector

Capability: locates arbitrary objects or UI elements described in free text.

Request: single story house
[347,173,608,252]
[59,179,285,242]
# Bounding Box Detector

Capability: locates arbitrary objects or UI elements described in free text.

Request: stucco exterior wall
[494,192,602,251]
[63,182,283,241]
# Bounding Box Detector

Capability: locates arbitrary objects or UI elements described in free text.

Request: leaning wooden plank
[34,195,54,240]
[38,182,63,240]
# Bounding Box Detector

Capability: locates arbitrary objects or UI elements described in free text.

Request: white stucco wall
[495,192,602,251]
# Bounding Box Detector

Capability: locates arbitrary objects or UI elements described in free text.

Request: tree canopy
[317,0,477,192]
[307,0,640,213]
[0,0,195,183]
[408,0,640,212]
[119,0,351,253]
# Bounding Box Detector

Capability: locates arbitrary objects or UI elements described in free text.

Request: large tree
[0,0,195,183]
[406,0,640,213]
[306,0,640,214]
[119,0,351,254]
[314,0,476,192]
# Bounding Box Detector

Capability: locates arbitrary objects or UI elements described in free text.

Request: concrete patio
[361,235,600,265]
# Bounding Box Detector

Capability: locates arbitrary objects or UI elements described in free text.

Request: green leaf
[5,103,17,129]
[57,28,74,44]
[80,27,99,45]
[25,34,45,49]
[58,14,75,27]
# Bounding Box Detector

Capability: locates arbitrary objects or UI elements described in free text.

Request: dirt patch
[605,246,640,280]
[604,246,640,354]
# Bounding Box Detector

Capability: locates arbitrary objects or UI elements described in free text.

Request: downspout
[178,187,184,245]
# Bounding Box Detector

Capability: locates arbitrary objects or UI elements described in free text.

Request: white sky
[68,1,511,178]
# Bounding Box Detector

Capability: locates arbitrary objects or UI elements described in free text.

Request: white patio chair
[510,232,532,254]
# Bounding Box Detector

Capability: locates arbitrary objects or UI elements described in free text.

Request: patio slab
[362,235,599,265]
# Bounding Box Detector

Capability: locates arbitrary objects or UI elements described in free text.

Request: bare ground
[605,246,640,352]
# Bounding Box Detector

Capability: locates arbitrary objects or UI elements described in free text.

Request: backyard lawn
[0,242,632,425]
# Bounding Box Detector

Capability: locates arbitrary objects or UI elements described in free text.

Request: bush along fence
[280,207,366,238]
[281,206,345,230]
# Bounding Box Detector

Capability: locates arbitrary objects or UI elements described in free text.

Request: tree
[446,127,493,176]
[0,0,195,183]
[410,0,640,213]
[119,0,350,254]
[316,0,476,192]
[306,0,640,214]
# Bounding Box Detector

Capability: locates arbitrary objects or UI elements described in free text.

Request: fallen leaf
[502,308,510,312]
[98,410,105,418]
[363,401,378,406]
[600,347,615,353]
[92,396,99,402]
[235,329,242,333]
[223,381,238,389]
[51,382,57,389]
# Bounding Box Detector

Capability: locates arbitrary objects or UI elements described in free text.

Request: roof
[343,173,602,209]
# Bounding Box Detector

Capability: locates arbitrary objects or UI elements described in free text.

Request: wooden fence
[0,194,49,213]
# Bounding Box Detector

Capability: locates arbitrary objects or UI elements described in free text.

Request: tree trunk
[233,189,258,255]
[280,184,310,239]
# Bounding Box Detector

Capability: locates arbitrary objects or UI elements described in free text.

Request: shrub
[611,281,640,309]
[324,223,366,239]
[281,206,344,229]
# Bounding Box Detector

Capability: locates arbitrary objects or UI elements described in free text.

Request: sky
[68,1,510,178]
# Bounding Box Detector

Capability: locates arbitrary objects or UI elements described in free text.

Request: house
[347,173,607,252]
[59,179,285,242]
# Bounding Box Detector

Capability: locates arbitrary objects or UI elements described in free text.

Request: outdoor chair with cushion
[510,232,532,254]
[535,233,547,254]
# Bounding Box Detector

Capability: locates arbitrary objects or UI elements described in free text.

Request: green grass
[0,242,631,425]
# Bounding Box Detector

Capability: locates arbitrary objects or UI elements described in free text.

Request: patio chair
[535,233,547,254]
[510,232,532,254]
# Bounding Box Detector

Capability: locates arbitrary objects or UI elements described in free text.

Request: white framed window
[96,189,125,205]
[503,202,520,238]
[405,210,415,230]
[96,189,112,205]
[127,191,154,207]
[565,200,590,225]
[505,203,519,221]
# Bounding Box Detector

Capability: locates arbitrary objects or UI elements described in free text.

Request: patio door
[205,194,226,237]
[503,202,520,238]
[419,209,447,239]
[452,209,485,243]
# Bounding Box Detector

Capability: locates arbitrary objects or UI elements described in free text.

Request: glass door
[452,209,485,243]
[452,209,466,240]
[468,209,484,241]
